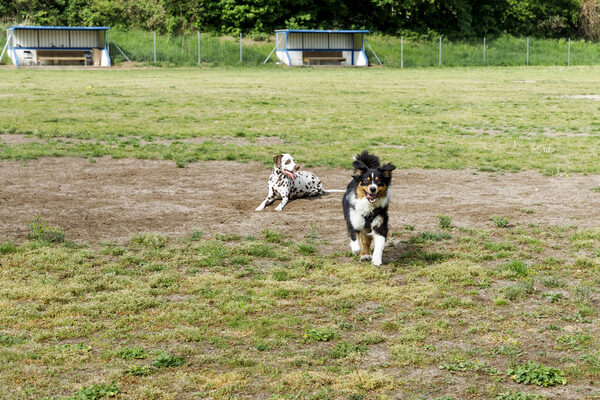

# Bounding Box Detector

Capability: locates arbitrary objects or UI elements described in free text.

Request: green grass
[1,221,600,398]
[3,66,600,174]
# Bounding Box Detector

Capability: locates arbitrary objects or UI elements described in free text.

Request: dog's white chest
[346,194,388,231]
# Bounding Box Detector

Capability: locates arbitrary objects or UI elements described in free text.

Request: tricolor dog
[342,150,396,266]
[256,154,341,212]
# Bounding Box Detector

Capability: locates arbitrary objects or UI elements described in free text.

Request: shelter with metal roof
[2,26,111,67]
[274,29,369,66]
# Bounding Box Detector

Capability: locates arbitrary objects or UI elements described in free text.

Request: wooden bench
[302,51,346,66]
[37,50,88,65]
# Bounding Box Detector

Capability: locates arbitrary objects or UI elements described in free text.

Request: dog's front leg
[256,188,276,211]
[256,196,276,211]
[255,199,268,211]
[371,234,386,266]
[274,196,289,211]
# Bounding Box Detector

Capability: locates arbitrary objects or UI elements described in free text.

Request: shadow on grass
[384,241,454,267]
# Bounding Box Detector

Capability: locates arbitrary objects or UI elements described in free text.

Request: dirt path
[2,157,600,249]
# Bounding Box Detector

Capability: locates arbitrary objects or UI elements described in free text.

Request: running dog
[256,153,342,212]
[342,150,396,266]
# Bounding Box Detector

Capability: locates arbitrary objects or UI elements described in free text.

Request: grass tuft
[27,216,65,243]
[507,361,567,386]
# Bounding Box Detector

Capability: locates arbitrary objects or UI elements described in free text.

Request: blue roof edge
[9,26,110,31]
[275,29,368,33]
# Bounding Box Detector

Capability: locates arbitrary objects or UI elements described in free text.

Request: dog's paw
[360,254,372,262]
[372,256,382,266]
[255,206,264,211]
[350,240,360,254]
[275,205,284,212]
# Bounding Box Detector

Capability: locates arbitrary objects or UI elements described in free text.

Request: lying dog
[342,150,396,266]
[256,154,342,212]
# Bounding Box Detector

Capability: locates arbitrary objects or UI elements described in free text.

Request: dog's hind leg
[274,196,289,212]
[358,231,372,261]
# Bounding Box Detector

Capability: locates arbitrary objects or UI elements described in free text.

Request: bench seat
[37,50,89,65]
[38,56,86,61]
[302,51,346,65]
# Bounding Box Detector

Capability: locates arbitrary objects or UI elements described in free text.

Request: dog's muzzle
[366,185,378,203]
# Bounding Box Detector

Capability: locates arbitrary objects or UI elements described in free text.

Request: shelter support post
[366,41,382,66]
[263,45,277,64]
[110,40,130,62]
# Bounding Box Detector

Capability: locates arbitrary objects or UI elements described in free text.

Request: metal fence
[107,31,274,66]
[0,29,6,63]
[366,36,600,67]
[2,28,600,67]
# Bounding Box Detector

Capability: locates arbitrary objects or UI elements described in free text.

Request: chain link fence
[365,36,600,67]
[0,29,8,64]
[108,30,274,66]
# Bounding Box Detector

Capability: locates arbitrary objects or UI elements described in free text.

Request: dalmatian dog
[255,153,343,212]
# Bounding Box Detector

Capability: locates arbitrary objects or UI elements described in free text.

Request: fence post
[401,36,403,68]
[526,37,529,66]
[568,38,570,66]
[483,37,486,66]
[240,32,242,62]
[198,32,201,64]
[439,36,442,66]
[153,31,156,63]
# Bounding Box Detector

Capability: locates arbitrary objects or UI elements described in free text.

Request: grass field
[1,66,600,173]
[1,219,600,399]
[1,66,600,399]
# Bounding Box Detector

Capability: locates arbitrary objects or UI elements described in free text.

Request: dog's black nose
[369,186,377,193]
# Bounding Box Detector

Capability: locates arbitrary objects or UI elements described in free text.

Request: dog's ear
[378,163,396,178]
[352,158,367,172]
[352,158,367,179]
[273,154,283,168]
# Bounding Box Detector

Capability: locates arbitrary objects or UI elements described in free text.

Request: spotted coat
[256,154,325,212]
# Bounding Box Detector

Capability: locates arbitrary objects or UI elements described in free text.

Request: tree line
[2,0,600,40]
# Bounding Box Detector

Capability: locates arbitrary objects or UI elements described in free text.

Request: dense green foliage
[1,0,596,39]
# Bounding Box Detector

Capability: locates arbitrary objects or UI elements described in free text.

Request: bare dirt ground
[2,157,600,249]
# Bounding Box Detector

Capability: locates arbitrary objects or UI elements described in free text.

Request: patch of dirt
[0,134,47,145]
[2,158,600,252]
[565,94,600,100]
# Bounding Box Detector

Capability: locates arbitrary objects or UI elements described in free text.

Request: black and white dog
[256,153,342,212]
[342,151,396,266]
